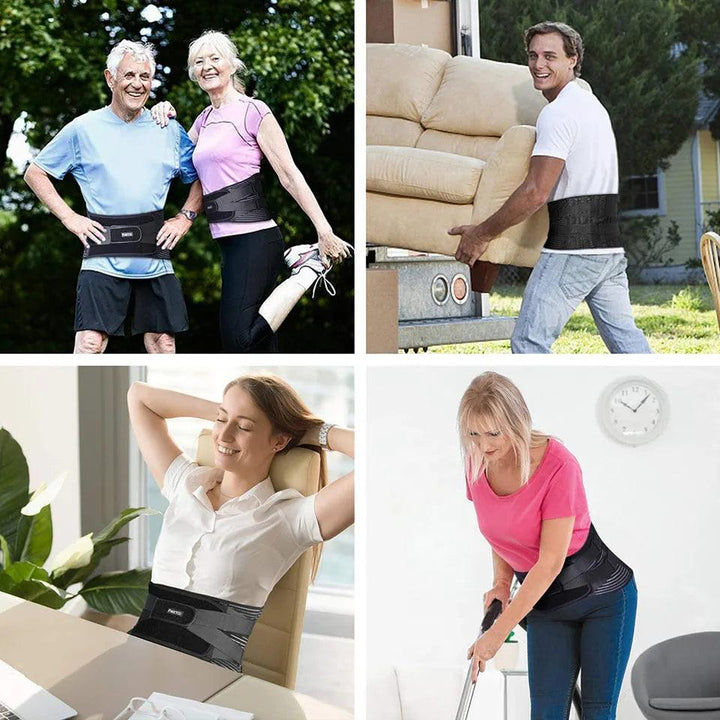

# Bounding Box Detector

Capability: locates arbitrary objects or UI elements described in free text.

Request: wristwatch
[178,209,197,222]
[318,422,335,449]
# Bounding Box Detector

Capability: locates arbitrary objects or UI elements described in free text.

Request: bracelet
[318,422,335,449]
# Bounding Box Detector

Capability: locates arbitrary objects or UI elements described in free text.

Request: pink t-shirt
[191,96,277,239]
[465,439,591,572]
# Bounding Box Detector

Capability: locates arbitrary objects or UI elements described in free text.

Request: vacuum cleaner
[453,595,583,719]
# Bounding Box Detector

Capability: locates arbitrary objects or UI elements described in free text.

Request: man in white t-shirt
[450,21,650,354]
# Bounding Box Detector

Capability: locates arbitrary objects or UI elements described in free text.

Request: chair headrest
[196,428,321,496]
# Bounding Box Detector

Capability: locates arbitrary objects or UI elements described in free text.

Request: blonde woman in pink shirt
[459,372,636,720]
[153,30,350,352]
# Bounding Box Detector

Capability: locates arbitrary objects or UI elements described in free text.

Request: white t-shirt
[532,81,622,255]
[151,454,323,607]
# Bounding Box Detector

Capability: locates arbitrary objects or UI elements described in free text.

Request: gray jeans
[511,252,651,354]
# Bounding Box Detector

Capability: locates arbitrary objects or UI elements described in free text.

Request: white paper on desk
[129,693,253,720]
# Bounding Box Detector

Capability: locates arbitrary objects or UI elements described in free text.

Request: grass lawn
[428,284,720,354]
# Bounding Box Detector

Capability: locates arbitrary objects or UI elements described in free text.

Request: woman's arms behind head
[304,425,354,542]
[127,381,220,489]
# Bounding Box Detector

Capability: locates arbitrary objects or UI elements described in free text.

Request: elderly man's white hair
[106,39,156,79]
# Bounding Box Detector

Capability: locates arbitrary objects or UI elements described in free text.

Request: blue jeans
[511,252,651,354]
[526,578,638,720]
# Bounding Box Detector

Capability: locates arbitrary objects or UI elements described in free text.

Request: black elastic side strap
[84,210,168,259]
[203,173,272,223]
[545,194,622,251]
[515,524,633,612]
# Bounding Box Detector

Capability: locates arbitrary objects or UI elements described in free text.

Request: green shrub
[623,216,682,281]
[670,287,709,312]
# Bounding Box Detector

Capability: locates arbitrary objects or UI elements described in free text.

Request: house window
[621,172,665,215]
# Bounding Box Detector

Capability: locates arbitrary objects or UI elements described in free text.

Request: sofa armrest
[471,125,548,268]
[472,124,536,224]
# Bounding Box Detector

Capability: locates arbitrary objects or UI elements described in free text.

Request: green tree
[674,0,720,138]
[0,0,354,353]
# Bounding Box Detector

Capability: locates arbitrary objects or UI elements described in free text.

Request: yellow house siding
[699,129,720,204]
[659,136,699,263]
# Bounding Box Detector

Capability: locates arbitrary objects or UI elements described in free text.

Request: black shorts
[74,270,189,336]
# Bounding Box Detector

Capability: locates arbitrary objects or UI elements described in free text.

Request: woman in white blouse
[126,373,354,670]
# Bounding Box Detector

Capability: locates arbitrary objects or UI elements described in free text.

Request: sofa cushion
[367,146,485,204]
[650,697,720,711]
[422,55,548,137]
[417,129,499,162]
[367,116,423,148]
[367,43,450,122]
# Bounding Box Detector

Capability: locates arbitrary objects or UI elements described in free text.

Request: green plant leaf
[93,507,160,545]
[52,537,128,590]
[0,576,69,609]
[80,568,151,616]
[0,428,30,553]
[3,561,50,584]
[0,534,11,569]
[15,503,53,566]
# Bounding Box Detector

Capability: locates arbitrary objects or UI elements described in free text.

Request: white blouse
[151,454,323,606]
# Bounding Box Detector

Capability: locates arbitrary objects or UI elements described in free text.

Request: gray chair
[632,632,720,719]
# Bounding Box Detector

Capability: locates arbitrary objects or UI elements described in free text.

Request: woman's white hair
[106,40,156,79]
[187,30,246,92]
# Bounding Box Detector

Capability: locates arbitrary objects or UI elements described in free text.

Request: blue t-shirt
[33,106,198,279]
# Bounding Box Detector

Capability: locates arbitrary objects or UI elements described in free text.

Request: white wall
[367,364,720,720]
[0,367,81,560]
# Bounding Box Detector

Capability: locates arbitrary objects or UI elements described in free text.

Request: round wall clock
[598,376,669,446]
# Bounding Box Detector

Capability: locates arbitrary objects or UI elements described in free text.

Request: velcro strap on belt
[515,524,633,611]
[203,173,272,223]
[84,210,168,259]
[545,194,622,251]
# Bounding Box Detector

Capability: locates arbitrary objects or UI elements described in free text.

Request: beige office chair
[196,428,322,689]
[701,231,720,331]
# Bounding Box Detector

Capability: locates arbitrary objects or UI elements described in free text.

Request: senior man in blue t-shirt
[24,39,202,354]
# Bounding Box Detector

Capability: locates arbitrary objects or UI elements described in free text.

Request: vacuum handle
[453,598,505,720]
[481,598,503,633]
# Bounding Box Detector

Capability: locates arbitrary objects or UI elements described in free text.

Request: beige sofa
[367,43,566,273]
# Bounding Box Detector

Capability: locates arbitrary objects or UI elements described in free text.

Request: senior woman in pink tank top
[459,372,637,720]
[152,30,350,352]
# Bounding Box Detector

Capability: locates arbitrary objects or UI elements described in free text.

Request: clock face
[599,377,668,446]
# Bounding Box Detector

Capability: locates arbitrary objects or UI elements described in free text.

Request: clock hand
[633,393,650,413]
[619,400,634,411]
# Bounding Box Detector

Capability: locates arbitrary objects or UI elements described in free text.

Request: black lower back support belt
[129,582,262,671]
[203,173,272,223]
[545,194,622,251]
[515,524,633,611]
[84,210,168,259]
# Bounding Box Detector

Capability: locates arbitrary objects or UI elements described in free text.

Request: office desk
[0,593,351,720]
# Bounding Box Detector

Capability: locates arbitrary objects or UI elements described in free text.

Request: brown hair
[524,21,584,77]
[224,373,327,579]
[458,372,551,484]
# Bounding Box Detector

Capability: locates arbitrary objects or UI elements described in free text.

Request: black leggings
[217,226,284,353]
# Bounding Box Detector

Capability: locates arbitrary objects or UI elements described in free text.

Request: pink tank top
[191,96,277,239]
[465,438,591,572]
